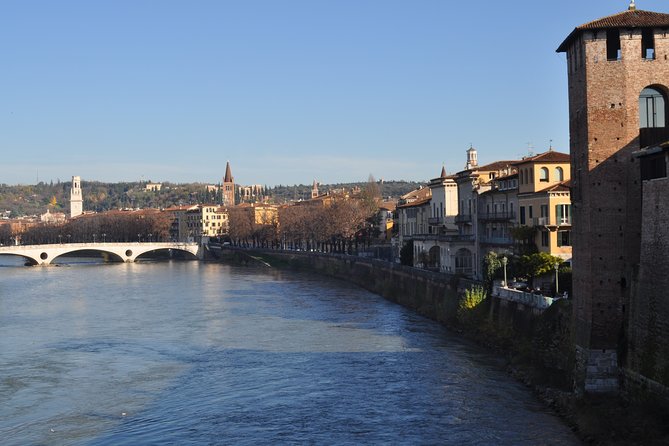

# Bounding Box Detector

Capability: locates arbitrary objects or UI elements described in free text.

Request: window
[640,87,666,128]
[555,166,564,181]
[528,205,533,219]
[556,204,572,225]
[520,206,526,225]
[540,167,549,182]
[540,204,549,218]
[557,230,571,247]
[541,231,550,247]
[642,29,655,60]
[607,29,621,61]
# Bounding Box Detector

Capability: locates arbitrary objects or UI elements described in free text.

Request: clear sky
[1,1,664,186]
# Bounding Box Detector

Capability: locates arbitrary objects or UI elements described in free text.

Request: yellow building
[514,151,572,261]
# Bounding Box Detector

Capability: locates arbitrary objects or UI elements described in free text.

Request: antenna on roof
[549,139,553,151]
[629,1,636,11]
[527,142,535,157]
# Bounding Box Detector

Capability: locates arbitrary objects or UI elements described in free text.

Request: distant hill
[0,180,424,217]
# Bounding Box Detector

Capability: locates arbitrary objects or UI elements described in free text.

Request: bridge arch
[0,242,201,266]
[50,249,125,264]
[0,253,41,266]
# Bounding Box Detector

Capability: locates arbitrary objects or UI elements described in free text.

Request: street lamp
[137,233,141,243]
[93,234,97,243]
[555,262,560,295]
[501,256,508,287]
[102,233,106,243]
[67,234,71,244]
[58,235,62,244]
[148,233,152,243]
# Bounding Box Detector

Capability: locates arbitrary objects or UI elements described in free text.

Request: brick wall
[627,178,669,386]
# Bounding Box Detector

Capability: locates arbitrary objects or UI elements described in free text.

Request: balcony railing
[480,236,514,245]
[532,216,572,227]
[428,217,444,225]
[478,211,516,221]
[455,214,472,224]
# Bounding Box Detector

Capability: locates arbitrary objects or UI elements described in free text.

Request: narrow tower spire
[629,0,636,11]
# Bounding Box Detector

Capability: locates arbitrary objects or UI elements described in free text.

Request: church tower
[558,3,669,392]
[70,176,83,218]
[222,161,235,206]
[465,146,478,170]
[311,180,319,199]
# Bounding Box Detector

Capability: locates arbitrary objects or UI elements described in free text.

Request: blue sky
[1,1,664,186]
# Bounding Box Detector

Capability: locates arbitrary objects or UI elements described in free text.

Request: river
[0,259,580,445]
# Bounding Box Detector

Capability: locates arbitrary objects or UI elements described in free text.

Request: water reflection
[0,262,579,445]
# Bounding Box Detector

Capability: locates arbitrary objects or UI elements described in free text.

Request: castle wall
[626,177,669,387]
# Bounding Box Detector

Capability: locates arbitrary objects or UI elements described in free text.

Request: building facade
[514,151,573,262]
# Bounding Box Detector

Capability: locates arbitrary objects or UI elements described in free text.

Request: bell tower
[222,161,235,206]
[558,5,669,392]
[70,176,83,218]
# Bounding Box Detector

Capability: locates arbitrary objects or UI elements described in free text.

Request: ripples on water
[0,260,579,445]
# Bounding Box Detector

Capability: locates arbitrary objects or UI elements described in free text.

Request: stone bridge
[0,242,202,266]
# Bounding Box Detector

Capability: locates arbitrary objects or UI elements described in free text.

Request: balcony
[428,217,444,225]
[479,211,515,222]
[533,216,571,227]
[480,236,514,245]
[455,214,473,224]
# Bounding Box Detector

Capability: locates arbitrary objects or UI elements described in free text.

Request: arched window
[540,167,549,182]
[555,166,564,181]
[640,87,666,128]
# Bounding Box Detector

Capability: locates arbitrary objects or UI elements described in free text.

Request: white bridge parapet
[0,242,201,266]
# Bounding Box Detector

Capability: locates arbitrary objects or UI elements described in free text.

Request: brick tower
[558,3,669,392]
[222,161,235,206]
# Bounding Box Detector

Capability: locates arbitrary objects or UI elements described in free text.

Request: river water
[0,259,580,445]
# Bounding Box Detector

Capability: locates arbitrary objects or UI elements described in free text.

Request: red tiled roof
[475,160,519,171]
[558,9,669,52]
[513,151,570,165]
[538,180,572,193]
[397,197,431,209]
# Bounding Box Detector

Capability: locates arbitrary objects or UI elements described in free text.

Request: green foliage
[457,285,487,325]
[399,240,414,266]
[483,251,503,285]
[510,225,538,255]
[517,252,563,286]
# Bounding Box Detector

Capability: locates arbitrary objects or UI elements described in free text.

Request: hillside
[0,180,423,217]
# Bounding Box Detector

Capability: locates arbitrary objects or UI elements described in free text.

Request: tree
[482,251,503,288]
[517,252,563,288]
[510,225,538,255]
[399,240,414,266]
